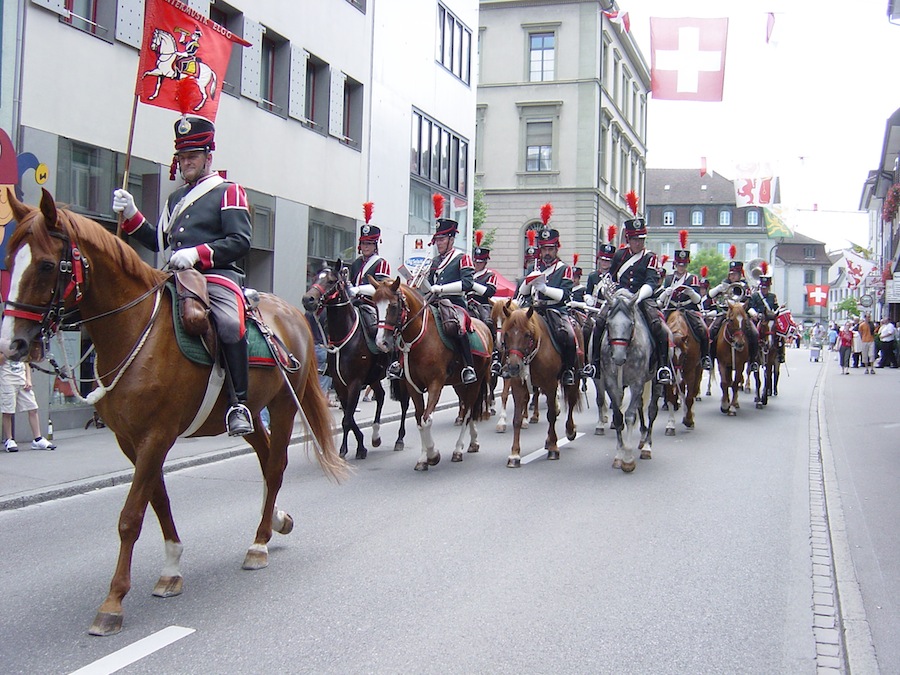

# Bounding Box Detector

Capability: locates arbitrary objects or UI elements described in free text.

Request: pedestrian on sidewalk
[0,356,57,452]
[876,318,897,368]
[859,313,876,374]
[837,321,853,374]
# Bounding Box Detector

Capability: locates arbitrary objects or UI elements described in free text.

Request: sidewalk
[0,392,454,512]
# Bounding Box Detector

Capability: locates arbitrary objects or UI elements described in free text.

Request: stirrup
[581,363,597,379]
[461,366,477,384]
[490,359,502,376]
[387,361,403,380]
[701,355,712,371]
[561,369,576,386]
[226,403,254,437]
[750,362,759,373]
[656,366,673,384]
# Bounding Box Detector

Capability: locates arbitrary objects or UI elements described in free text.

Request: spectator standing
[858,313,877,374]
[827,322,838,351]
[851,319,862,368]
[877,318,897,368]
[0,357,56,452]
[837,322,853,374]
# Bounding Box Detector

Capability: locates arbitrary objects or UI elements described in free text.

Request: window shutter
[241,19,265,102]
[289,45,309,122]
[328,67,346,138]
[185,0,208,17]
[115,0,144,49]
[31,0,67,16]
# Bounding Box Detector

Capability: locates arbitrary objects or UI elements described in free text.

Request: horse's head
[606,291,636,366]
[370,277,407,353]
[724,302,747,351]
[501,307,539,379]
[302,260,344,312]
[0,189,79,362]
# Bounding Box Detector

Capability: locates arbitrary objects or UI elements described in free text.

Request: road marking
[521,432,585,464]
[70,625,195,675]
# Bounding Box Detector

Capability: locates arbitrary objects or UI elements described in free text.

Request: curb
[0,400,457,512]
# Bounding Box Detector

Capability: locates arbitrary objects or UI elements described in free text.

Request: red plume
[363,202,374,224]
[625,190,639,216]
[679,229,689,249]
[729,244,737,260]
[527,230,536,247]
[760,260,769,274]
[573,253,579,266]
[661,254,669,267]
[700,265,709,278]
[432,193,445,220]
[540,203,553,226]
[175,83,194,115]
[475,230,484,247]
[607,225,617,243]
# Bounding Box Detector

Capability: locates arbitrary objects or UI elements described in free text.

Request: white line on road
[521,432,585,464]
[70,625,196,675]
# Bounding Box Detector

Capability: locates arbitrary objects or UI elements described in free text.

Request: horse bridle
[607,299,635,348]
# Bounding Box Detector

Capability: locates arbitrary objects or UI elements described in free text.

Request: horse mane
[8,204,166,288]
[504,307,540,335]
[727,301,748,322]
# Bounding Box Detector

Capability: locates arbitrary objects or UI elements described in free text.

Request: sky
[624,0,898,250]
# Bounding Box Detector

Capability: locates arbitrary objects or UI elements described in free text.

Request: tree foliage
[687,249,729,286]
[472,189,496,248]
[836,296,860,317]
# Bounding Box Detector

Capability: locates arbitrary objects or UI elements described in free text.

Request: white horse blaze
[374,299,390,351]
[0,244,34,352]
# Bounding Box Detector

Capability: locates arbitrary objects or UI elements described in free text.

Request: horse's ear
[39,188,61,232]
[502,304,512,319]
[526,306,534,320]
[7,187,31,224]
[333,258,342,270]
[390,277,401,292]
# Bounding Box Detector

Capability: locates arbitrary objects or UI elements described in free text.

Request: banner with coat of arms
[136,0,251,121]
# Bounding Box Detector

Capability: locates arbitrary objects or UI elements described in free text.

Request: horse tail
[566,380,583,413]
[473,370,493,421]
[209,68,218,100]
[298,357,347,483]
[389,377,406,402]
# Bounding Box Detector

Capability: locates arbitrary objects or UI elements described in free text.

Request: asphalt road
[0,349,893,674]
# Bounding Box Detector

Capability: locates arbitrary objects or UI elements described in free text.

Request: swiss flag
[136,0,250,121]
[806,284,829,307]
[603,11,630,33]
[650,17,728,102]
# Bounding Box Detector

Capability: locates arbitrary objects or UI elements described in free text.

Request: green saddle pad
[429,306,489,357]
[167,282,275,367]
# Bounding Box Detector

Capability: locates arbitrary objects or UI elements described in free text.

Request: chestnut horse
[0,190,346,636]
[371,279,493,470]
[663,309,702,434]
[499,306,580,467]
[302,261,410,457]
[490,297,533,434]
[753,318,779,408]
[716,301,751,415]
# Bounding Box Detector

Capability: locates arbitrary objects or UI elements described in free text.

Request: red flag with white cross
[806,284,829,307]
[650,17,728,102]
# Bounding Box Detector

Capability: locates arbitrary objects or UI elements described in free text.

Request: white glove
[684,287,701,304]
[112,189,138,219]
[636,284,653,303]
[354,284,375,297]
[471,282,488,295]
[658,287,672,303]
[585,295,596,307]
[347,285,359,298]
[710,282,727,298]
[170,247,200,270]
[532,279,547,292]
[431,284,443,295]
[748,308,759,319]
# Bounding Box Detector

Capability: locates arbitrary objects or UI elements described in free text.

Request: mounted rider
[656,230,712,370]
[585,225,616,309]
[347,201,391,339]
[707,246,760,372]
[515,204,580,386]
[467,230,501,375]
[570,256,586,303]
[747,261,785,363]
[112,114,254,436]
[389,194,477,384]
[175,27,203,76]
[582,191,674,384]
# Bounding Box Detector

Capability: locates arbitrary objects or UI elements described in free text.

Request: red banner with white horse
[136,0,250,121]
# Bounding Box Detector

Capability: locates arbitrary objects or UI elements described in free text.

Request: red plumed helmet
[679,229,689,249]
[661,254,669,267]
[729,244,737,260]
[527,229,537,246]
[432,193,445,220]
[625,190,639,216]
[475,230,484,247]
[540,203,553,226]
[573,253,579,266]
[363,202,374,224]
[608,225,617,243]
[760,260,769,274]
[700,265,709,278]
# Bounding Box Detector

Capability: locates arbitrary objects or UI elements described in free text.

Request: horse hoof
[339,448,348,459]
[89,611,123,637]
[727,410,737,417]
[393,441,404,452]
[414,462,429,471]
[529,415,539,424]
[507,457,521,468]
[683,420,695,429]
[275,513,294,535]
[467,443,479,453]
[755,402,763,409]
[547,450,560,460]
[595,426,605,436]
[621,461,636,473]
[428,452,441,466]
[355,448,368,460]
[566,429,576,441]
[612,458,622,469]
[489,407,496,416]
[640,450,652,460]
[521,419,529,429]
[242,545,269,570]
[452,451,463,462]
[496,423,506,433]
[152,575,184,598]
[720,407,730,415]
[454,416,464,426]
[665,427,676,436]
[372,437,382,448]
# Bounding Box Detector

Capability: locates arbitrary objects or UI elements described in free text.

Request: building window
[343,75,364,149]
[719,209,732,226]
[525,121,552,172]
[62,0,114,41]
[409,181,468,239]
[804,269,815,284]
[746,242,759,261]
[437,4,471,84]
[659,242,673,257]
[259,29,289,116]
[747,209,760,226]
[529,32,555,82]
[305,53,330,132]
[717,242,730,258]
[209,3,243,97]
[410,110,468,195]
[691,210,703,226]
[345,0,366,12]
[804,246,815,259]
[663,210,675,226]
[56,139,115,219]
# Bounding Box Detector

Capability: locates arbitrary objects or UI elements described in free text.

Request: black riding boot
[648,316,674,384]
[582,313,606,378]
[689,313,712,370]
[459,333,477,384]
[221,338,253,436]
[559,328,577,386]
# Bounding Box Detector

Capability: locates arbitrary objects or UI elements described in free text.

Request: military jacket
[609,248,661,294]
[429,249,474,309]
[124,173,251,284]
[571,283,587,303]
[660,272,702,310]
[748,290,779,318]
[349,254,390,286]
[470,268,497,305]
[532,259,573,313]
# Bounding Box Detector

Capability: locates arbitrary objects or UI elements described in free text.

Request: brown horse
[490,297,533,433]
[753,318,780,408]
[0,190,346,636]
[663,309,702,433]
[370,278,492,470]
[716,301,751,415]
[499,306,580,467]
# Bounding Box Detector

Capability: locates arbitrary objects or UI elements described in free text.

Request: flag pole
[116,92,140,239]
